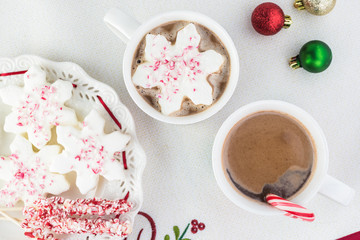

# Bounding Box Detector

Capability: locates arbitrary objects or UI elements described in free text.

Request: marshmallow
[50,110,131,194]
[0,66,78,149]
[0,136,69,207]
[132,23,224,115]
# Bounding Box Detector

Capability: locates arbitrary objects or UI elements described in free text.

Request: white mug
[104,8,240,124]
[212,100,355,215]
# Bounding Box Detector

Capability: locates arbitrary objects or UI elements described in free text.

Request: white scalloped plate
[0,55,146,240]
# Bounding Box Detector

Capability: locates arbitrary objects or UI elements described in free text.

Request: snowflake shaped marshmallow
[50,110,131,194]
[0,136,69,207]
[0,66,78,149]
[132,23,225,115]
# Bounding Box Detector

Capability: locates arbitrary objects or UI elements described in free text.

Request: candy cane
[266,194,315,222]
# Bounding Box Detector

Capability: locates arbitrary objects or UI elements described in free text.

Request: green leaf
[164,235,170,240]
[173,226,180,240]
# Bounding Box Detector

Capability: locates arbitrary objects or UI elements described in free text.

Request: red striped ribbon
[0,70,27,76]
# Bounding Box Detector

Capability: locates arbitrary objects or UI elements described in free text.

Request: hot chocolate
[222,111,315,202]
[131,21,231,116]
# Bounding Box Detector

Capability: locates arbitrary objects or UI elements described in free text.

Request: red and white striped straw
[266,194,315,222]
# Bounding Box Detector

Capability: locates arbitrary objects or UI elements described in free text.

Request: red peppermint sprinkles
[22,197,133,239]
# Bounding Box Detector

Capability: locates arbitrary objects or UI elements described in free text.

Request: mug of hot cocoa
[212,100,355,215]
[104,9,239,124]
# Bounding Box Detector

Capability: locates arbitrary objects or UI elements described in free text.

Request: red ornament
[251,2,292,36]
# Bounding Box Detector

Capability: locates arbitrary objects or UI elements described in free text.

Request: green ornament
[289,40,332,73]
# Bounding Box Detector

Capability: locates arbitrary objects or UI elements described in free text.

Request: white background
[1,0,360,239]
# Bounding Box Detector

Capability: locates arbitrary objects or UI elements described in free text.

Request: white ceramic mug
[104,8,240,124]
[212,100,355,215]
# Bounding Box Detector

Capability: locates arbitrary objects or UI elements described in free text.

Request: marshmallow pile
[0,66,131,207]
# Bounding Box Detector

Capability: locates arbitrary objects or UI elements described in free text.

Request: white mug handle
[319,174,355,206]
[104,8,140,43]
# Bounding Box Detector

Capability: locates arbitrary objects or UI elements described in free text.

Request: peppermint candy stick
[28,197,133,217]
[22,216,131,238]
[266,194,315,222]
[22,197,133,239]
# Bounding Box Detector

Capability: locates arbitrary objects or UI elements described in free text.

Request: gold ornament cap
[294,0,336,15]
[294,0,306,10]
[283,15,292,29]
[289,56,301,70]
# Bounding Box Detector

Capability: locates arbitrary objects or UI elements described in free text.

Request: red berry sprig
[190,219,205,234]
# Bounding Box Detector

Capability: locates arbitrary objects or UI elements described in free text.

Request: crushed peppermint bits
[74,135,107,175]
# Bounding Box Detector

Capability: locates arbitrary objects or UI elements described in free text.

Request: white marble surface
[0,0,360,239]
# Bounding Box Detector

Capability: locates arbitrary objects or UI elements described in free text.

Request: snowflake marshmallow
[0,66,78,149]
[50,110,131,194]
[0,136,70,207]
[132,23,225,115]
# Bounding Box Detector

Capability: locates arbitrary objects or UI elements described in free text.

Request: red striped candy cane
[266,194,315,222]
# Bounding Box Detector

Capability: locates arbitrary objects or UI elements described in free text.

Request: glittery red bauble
[251,2,285,36]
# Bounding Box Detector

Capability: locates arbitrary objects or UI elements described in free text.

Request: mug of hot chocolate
[104,9,239,124]
[213,100,355,215]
